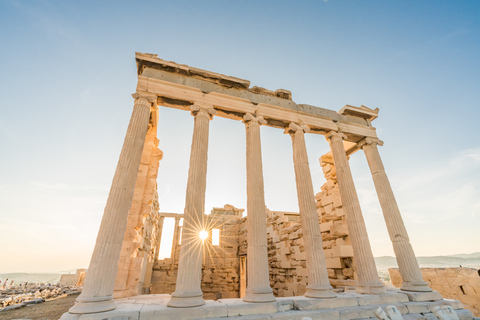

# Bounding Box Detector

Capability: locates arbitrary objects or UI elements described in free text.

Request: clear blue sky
[0,0,479,273]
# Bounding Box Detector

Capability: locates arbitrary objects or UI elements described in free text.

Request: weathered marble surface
[59,291,474,320]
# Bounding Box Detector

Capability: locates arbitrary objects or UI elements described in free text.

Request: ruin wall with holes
[151,206,244,300]
[149,166,359,300]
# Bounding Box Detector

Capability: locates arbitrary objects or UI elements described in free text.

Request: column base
[243,289,276,302]
[167,292,205,308]
[305,286,336,299]
[401,281,433,292]
[68,296,116,314]
[356,283,386,295]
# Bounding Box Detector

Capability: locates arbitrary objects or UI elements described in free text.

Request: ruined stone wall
[261,154,357,297]
[389,267,480,316]
[265,210,307,297]
[59,269,86,287]
[114,121,163,298]
[315,154,356,287]
[151,205,243,300]
[149,158,359,300]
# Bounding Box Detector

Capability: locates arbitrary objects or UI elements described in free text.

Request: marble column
[153,216,166,262]
[325,131,385,294]
[358,138,431,292]
[69,93,155,314]
[287,122,336,298]
[170,216,181,269]
[168,105,216,308]
[242,113,275,303]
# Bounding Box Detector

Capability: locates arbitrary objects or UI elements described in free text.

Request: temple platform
[60,289,475,320]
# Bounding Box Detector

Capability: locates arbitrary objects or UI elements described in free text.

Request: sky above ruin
[0,0,479,273]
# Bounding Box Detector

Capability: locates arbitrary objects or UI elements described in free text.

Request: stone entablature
[135,52,377,145]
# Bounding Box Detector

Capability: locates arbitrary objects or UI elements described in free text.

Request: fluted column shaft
[153,216,165,262]
[359,138,431,292]
[326,131,385,294]
[243,113,275,303]
[170,216,181,269]
[287,123,335,299]
[168,105,216,308]
[69,93,155,314]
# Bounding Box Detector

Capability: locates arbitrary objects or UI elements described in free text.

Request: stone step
[59,292,475,320]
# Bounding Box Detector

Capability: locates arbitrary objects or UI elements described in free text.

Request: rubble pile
[389,267,480,317]
[0,282,81,312]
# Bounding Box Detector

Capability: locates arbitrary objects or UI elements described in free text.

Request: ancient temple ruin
[60,53,475,320]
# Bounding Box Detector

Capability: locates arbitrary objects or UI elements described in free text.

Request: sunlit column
[69,93,156,314]
[358,137,431,292]
[325,131,385,294]
[243,113,275,303]
[170,216,181,269]
[153,216,166,262]
[168,104,216,308]
[287,122,336,298]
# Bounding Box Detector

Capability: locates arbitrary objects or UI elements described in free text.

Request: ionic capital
[325,131,347,143]
[190,104,217,120]
[243,112,267,127]
[132,92,157,109]
[357,137,384,150]
[284,122,310,135]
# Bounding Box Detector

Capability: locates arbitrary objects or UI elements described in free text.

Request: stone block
[320,221,333,232]
[323,240,334,249]
[343,268,354,278]
[328,268,336,278]
[405,302,432,314]
[225,300,277,316]
[335,269,346,280]
[455,308,475,319]
[288,231,300,240]
[338,306,376,319]
[333,245,354,258]
[330,222,349,237]
[323,249,334,259]
[271,309,340,320]
[401,290,443,302]
[441,299,465,310]
[141,300,227,320]
[293,251,306,261]
[333,194,343,208]
[322,195,334,206]
[325,258,344,269]
[293,296,358,310]
[324,204,334,215]
[275,298,294,312]
[296,267,308,277]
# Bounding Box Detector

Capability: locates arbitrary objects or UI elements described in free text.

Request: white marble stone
[399,290,443,302]
[359,137,431,293]
[168,105,216,308]
[57,293,475,320]
[326,131,385,295]
[243,113,275,303]
[68,93,155,315]
[287,122,335,299]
